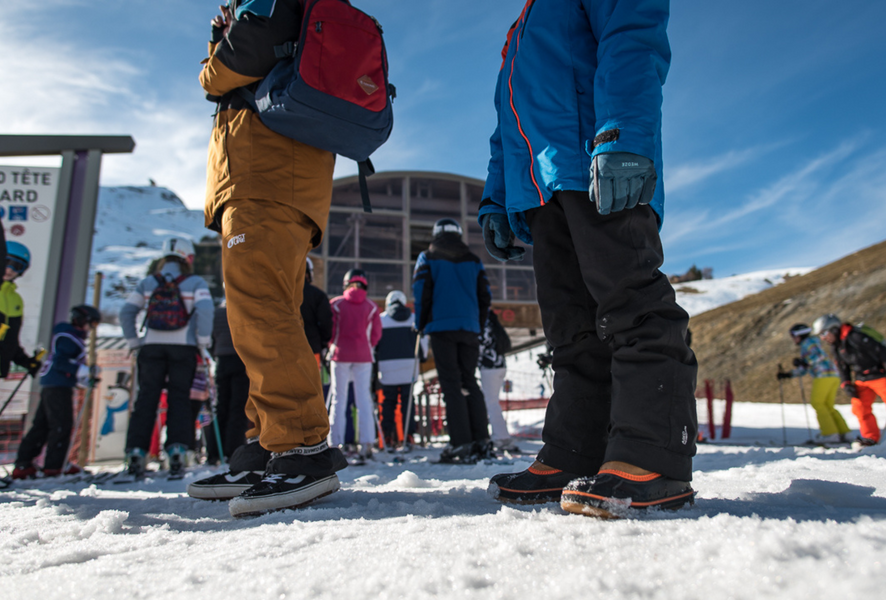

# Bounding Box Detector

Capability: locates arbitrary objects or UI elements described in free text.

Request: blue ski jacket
[480,0,671,244]
[38,323,87,388]
[412,235,491,335]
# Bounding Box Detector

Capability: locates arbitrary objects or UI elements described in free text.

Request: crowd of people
[7,0,699,521]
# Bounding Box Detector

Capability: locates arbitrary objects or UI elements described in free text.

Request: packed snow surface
[2,402,886,600]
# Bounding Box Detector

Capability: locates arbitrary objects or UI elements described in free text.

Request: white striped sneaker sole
[228,474,340,518]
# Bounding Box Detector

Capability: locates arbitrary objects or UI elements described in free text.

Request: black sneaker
[188,470,265,500]
[488,462,581,504]
[560,468,695,518]
[228,443,347,517]
[187,439,272,500]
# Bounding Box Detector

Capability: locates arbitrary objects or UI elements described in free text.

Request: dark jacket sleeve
[317,291,333,349]
[52,335,85,378]
[8,316,31,368]
[476,264,491,332]
[412,252,434,332]
[200,0,303,98]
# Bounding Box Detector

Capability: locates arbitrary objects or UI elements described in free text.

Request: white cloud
[0,15,211,209]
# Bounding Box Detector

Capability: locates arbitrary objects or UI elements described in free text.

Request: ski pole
[796,376,813,441]
[777,364,788,446]
[400,331,423,450]
[0,348,47,417]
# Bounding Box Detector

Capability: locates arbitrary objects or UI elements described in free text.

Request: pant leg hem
[537,443,603,476]
[604,438,693,481]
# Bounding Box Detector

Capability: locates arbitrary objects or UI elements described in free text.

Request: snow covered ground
[2,401,886,600]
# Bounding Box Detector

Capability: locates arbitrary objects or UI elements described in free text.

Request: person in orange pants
[814,314,886,448]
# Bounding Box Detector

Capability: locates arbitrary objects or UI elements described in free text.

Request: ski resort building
[310,171,542,330]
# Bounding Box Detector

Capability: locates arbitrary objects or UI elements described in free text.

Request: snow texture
[2,402,886,600]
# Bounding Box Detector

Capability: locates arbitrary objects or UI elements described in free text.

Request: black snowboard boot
[488,461,581,504]
[560,465,695,518]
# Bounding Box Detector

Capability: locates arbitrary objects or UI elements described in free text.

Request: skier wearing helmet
[413,218,493,464]
[12,305,100,479]
[814,313,886,448]
[0,241,43,381]
[327,269,383,463]
[777,323,851,444]
[119,236,213,478]
[375,290,426,451]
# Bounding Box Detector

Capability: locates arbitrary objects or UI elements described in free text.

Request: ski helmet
[432,218,463,238]
[385,290,408,310]
[812,314,841,336]
[161,236,195,264]
[788,323,812,339]
[70,304,101,328]
[343,268,368,290]
[6,241,31,274]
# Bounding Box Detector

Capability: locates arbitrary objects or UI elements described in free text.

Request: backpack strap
[358,159,375,213]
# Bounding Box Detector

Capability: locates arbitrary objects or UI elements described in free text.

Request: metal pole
[75,272,102,468]
[797,377,814,442]
[777,364,788,446]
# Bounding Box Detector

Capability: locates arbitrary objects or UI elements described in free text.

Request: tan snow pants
[220,198,331,452]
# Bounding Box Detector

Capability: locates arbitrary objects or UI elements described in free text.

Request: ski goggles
[6,257,27,274]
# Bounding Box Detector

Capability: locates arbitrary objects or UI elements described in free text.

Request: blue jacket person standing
[483,0,698,516]
[413,218,492,463]
[13,305,101,479]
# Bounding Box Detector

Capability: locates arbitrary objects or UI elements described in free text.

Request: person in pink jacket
[327,269,383,461]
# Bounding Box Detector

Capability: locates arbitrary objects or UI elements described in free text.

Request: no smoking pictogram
[31,205,51,223]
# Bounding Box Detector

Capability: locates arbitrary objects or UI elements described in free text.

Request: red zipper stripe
[507,5,545,207]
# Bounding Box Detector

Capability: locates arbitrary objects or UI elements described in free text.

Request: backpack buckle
[273,41,298,59]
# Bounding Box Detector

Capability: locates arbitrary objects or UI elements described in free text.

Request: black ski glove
[841,382,858,398]
[776,371,792,380]
[481,213,525,263]
[590,152,657,215]
[26,359,42,378]
[792,357,808,368]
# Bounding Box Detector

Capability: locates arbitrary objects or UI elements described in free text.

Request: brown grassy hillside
[690,239,886,403]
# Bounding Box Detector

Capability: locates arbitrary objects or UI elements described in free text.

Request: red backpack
[243,0,396,212]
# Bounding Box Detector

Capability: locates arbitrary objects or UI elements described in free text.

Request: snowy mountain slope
[86,186,214,331]
[1,402,885,600]
[673,268,814,318]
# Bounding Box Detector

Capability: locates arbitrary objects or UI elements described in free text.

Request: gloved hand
[589,152,657,215]
[841,381,858,398]
[27,358,42,378]
[792,357,808,368]
[481,213,525,263]
[776,371,792,380]
[211,4,232,43]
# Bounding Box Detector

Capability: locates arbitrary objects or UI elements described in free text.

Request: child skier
[13,305,101,478]
[0,242,43,382]
[119,236,213,478]
[375,290,424,451]
[777,323,851,444]
[327,269,382,463]
[814,314,886,449]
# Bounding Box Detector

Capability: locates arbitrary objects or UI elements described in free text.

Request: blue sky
[2,0,885,276]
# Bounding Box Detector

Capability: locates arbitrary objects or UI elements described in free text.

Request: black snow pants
[430,331,489,447]
[210,353,250,460]
[528,191,698,481]
[15,386,74,470]
[380,384,417,440]
[126,344,198,452]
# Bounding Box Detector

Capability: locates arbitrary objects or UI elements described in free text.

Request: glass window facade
[314,172,537,310]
